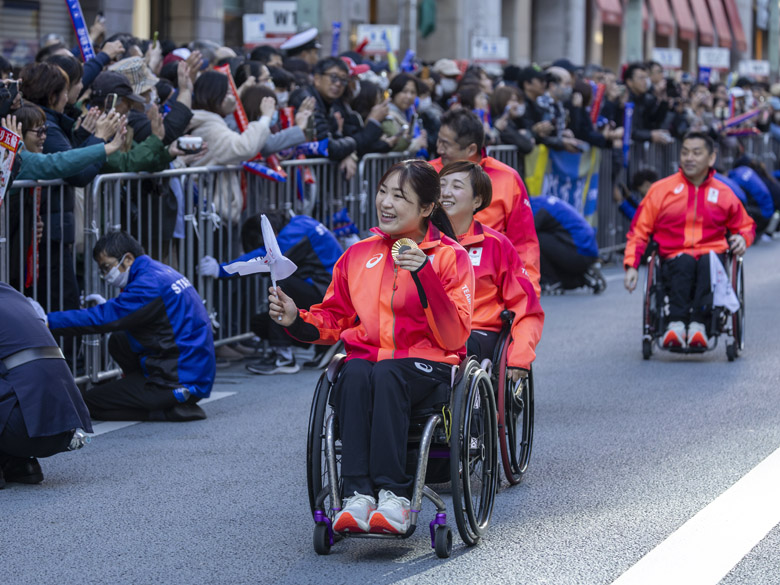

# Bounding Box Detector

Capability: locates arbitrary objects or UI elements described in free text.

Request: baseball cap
[340,56,370,76]
[519,66,547,87]
[432,58,460,77]
[90,71,146,104]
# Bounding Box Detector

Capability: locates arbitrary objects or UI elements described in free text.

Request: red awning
[689,0,715,46]
[648,0,675,37]
[596,0,623,26]
[706,0,733,48]
[669,0,696,41]
[722,0,747,52]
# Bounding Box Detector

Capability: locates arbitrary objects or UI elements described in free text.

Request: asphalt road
[3,242,780,585]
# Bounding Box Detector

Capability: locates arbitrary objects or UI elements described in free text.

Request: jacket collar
[370,222,443,251]
[457,220,485,247]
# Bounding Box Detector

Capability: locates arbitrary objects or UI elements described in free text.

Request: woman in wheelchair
[624,131,755,350]
[439,161,544,378]
[269,160,474,535]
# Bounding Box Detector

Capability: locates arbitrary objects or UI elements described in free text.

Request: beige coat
[187,110,272,223]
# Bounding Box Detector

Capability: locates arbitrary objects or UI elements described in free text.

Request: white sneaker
[662,321,687,348]
[687,322,709,349]
[369,489,411,534]
[332,492,376,533]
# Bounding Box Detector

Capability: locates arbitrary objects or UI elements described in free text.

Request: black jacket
[626,90,668,142]
[289,86,384,160]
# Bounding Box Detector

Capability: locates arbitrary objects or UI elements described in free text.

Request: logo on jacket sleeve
[674,184,684,194]
[707,188,719,203]
[365,253,383,269]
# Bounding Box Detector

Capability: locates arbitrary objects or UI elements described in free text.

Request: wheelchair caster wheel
[726,343,737,362]
[434,525,452,559]
[642,339,652,360]
[313,523,332,555]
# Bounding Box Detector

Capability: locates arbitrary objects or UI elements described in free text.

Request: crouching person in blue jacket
[47,231,216,422]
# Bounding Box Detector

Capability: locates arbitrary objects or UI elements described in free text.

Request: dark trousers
[0,402,72,459]
[331,358,451,499]
[661,253,713,324]
[538,232,597,290]
[250,276,322,347]
[467,330,500,364]
[81,332,186,421]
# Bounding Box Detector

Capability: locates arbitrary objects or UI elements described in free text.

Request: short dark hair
[439,160,493,213]
[490,85,522,119]
[241,85,277,120]
[93,231,145,262]
[249,45,282,64]
[456,84,484,110]
[35,43,68,63]
[14,103,47,135]
[19,62,69,108]
[388,73,420,98]
[234,61,267,88]
[268,66,296,90]
[623,62,647,82]
[681,131,715,154]
[45,54,83,87]
[440,108,484,151]
[313,57,348,76]
[646,60,663,71]
[192,70,229,112]
[630,168,660,190]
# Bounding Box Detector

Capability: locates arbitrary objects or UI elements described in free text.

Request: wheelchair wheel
[306,370,341,519]
[496,340,534,486]
[450,360,499,546]
[313,523,332,555]
[732,256,745,355]
[642,254,660,355]
[434,525,453,559]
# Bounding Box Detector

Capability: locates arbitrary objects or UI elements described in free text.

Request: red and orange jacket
[285,224,475,365]
[430,156,541,298]
[458,221,544,370]
[624,169,756,269]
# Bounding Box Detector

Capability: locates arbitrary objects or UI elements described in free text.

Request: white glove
[26,297,48,325]
[85,293,107,306]
[198,256,221,278]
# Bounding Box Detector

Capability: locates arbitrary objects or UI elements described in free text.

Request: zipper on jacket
[692,184,699,248]
[390,264,399,358]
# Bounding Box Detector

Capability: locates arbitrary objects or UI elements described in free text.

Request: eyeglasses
[326,73,349,86]
[28,126,47,138]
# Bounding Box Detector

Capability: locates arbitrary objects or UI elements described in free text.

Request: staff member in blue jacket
[0,283,91,488]
[198,212,343,374]
[47,231,216,422]
[530,195,605,294]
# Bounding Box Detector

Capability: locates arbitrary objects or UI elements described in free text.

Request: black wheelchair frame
[306,355,499,558]
[479,311,535,486]
[641,251,745,361]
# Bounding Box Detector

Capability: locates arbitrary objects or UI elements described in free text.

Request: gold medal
[391,238,418,261]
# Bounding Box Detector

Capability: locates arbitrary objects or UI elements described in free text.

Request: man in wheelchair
[269,160,474,535]
[624,132,755,349]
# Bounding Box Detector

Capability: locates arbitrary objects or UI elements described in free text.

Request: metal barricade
[485,145,521,172]
[356,152,409,235]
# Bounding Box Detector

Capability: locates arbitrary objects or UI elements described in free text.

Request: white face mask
[103,254,130,288]
[514,103,526,118]
[263,80,275,90]
[276,91,289,107]
[440,78,457,95]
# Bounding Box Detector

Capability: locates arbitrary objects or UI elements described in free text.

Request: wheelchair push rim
[496,336,534,485]
[450,360,499,546]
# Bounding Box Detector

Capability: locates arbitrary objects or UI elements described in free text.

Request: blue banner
[331,22,341,57]
[541,148,600,224]
[65,0,95,62]
[623,101,634,169]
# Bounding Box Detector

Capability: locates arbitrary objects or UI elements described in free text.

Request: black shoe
[164,403,207,422]
[246,352,301,374]
[584,265,607,294]
[1,456,44,485]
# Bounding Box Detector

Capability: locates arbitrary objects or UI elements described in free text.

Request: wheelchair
[641,251,745,361]
[479,311,534,486]
[306,354,499,558]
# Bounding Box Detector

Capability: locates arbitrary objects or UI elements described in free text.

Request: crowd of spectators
[3,23,780,315]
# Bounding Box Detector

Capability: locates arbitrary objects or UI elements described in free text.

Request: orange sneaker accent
[662,330,683,348]
[333,512,368,533]
[368,512,403,534]
[688,331,708,348]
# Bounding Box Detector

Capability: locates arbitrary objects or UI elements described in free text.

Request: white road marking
[611,446,780,585]
[90,391,237,436]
